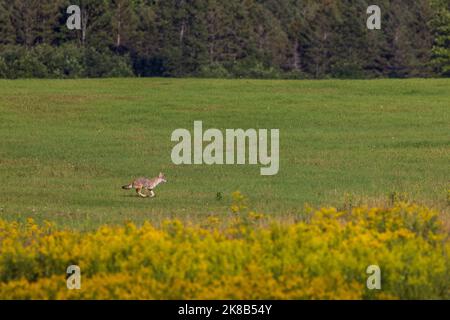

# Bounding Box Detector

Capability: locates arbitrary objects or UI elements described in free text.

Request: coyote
[122,172,167,198]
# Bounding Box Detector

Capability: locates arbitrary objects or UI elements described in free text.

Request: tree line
[0,0,449,79]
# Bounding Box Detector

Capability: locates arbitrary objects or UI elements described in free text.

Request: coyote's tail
[122,183,133,190]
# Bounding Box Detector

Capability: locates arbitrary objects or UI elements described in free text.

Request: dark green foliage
[0,0,448,78]
[0,44,133,78]
[431,0,450,75]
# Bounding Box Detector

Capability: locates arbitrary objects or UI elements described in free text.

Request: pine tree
[0,0,15,45]
[431,0,450,76]
[64,0,111,48]
[10,0,40,47]
[110,0,138,50]
[245,0,289,70]
[261,0,310,74]
[299,0,341,78]
[381,0,434,77]
[331,0,370,78]
[131,0,160,76]
[34,0,63,45]
[204,0,249,65]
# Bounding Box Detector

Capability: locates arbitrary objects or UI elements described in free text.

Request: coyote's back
[122,172,167,198]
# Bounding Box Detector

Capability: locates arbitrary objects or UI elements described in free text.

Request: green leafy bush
[0,45,134,79]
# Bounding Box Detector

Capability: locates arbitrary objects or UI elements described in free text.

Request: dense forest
[0,0,449,79]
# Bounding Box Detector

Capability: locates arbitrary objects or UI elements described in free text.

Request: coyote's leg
[136,187,148,198]
[149,190,155,198]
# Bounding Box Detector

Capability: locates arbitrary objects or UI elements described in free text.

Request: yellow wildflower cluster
[0,203,448,299]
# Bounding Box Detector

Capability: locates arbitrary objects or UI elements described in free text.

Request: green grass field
[0,78,448,229]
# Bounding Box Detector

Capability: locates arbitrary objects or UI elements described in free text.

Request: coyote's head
[158,172,167,183]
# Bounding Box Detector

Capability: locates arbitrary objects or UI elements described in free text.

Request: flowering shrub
[0,201,448,299]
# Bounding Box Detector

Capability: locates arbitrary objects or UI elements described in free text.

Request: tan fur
[122,172,167,198]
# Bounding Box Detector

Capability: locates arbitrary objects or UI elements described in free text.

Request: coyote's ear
[159,172,163,177]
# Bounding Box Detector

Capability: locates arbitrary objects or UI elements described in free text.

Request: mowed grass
[0,78,448,229]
